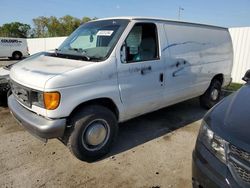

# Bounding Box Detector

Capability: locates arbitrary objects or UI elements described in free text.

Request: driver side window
[123,23,159,63]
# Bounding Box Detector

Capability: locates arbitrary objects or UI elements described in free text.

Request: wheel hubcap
[84,120,108,146]
[14,54,20,59]
[211,89,219,101]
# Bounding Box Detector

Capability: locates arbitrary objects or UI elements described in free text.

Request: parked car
[0,37,29,60]
[192,71,250,188]
[0,65,11,96]
[8,17,233,161]
[0,63,18,96]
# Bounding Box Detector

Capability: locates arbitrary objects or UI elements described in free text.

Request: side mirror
[242,69,250,82]
[120,43,127,63]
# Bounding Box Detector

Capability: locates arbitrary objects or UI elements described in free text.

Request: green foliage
[0,22,31,38]
[32,15,95,38]
[32,16,49,37]
[59,15,81,36]
[225,83,243,91]
[82,17,91,23]
[0,15,96,38]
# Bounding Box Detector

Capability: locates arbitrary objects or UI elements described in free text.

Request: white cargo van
[8,17,233,161]
[0,37,29,59]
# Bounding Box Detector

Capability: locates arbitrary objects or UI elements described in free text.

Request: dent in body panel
[21,67,58,76]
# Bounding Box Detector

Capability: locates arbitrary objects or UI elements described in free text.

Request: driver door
[117,22,165,119]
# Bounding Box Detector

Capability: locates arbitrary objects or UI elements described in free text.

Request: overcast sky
[1,0,250,27]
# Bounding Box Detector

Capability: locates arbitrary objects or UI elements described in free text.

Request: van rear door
[0,38,11,58]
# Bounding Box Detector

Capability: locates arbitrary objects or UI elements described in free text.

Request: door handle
[140,66,152,75]
[159,73,164,82]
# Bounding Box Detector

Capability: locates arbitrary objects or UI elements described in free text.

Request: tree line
[0,15,96,38]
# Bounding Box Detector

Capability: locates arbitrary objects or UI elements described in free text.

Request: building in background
[229,27,250,83]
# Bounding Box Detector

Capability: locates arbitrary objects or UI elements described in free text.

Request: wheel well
[69,98,119,121]
[212,74,224,85]
[12,51,22,57]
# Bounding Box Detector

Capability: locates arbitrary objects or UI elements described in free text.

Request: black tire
[64,105,118,162]
[200,80,222,109]
[0,92,8,107]
[12,51,22,60]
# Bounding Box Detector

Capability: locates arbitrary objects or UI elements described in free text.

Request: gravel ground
[0,97,206,188]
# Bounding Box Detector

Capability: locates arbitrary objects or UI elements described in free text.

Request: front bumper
[192,141,238,188]
[8,94,66,140]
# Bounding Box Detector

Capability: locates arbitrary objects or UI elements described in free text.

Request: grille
[11,81,31,107]
[231,145,250,163]
[229,145,250,184]
[231,161,250,183]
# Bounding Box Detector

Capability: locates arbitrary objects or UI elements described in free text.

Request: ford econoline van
[8,17,233,161]
[0,37,29,59]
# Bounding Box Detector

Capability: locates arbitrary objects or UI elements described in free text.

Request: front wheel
[12,51,22,60]
[200,80,222,109]
[65,105,118,162]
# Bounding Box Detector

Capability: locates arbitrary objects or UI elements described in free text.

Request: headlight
[30,91,44,108]
[198,121,228,163]
[31,91,60,110]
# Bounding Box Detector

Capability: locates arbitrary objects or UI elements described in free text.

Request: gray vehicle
[192,70,250,188]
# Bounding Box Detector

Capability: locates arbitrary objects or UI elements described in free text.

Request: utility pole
[178,6,184,20]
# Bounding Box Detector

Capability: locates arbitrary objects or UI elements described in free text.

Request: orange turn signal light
[43,92,60,110]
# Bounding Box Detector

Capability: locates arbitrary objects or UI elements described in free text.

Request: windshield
[58,19,129,61]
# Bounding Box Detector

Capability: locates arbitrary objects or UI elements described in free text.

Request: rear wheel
[12,51,22,60]
[200,80,222,109]
[64,105,118,162]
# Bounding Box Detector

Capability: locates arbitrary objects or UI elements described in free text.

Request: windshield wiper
[4,63,16,70]
[54,48,61,56]
[68,48,91,60]
[55,48,105,62]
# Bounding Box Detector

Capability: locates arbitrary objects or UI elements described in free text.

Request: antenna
[178,6,184,20]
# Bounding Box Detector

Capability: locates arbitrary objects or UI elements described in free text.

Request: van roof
[94,16,227,30]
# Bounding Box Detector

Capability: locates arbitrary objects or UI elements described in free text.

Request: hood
[4,62,17,70]
[206,83,250,152]
[10,52,93,90]
[0,67,10,77]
